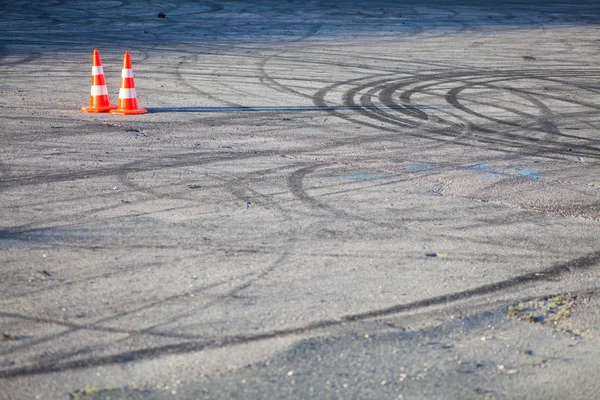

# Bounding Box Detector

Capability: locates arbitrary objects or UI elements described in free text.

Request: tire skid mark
[2,173,307,364]
[287,164,423,225]
[288,164,342,216]
[3,0,600,382]
[0,150,278,190]
[0,248,296,372]
[261,50,479,75]
[314,68,600,158]
[256,24,322,99]
[444,76,595,137]
[0,275,245,358]
[345,79,421,128]
[176,52,245,108]
[0,244,180,301]
[176,24,322,109]
[1,249,598,378]
[0,51,42,67]
[315,76,497,149]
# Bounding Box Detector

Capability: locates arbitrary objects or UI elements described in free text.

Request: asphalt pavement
[1,1,599,399]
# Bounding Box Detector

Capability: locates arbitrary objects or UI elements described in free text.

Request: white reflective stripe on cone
[121,68,134,78]
[90,85,109,96]
[119,88,136,99]
[92,66,104,75]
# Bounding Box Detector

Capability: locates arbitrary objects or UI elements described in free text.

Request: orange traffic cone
[81,49,116,113]
[110,51,147,115]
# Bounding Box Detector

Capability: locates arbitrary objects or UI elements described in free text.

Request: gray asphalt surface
[1,0,600,399]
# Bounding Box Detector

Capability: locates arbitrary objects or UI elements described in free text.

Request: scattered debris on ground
[508,293,575,326]
[506,291,600,339]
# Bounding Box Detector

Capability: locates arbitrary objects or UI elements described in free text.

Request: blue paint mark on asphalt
[463,163,542,181]
[463,163,488,172]
[512,167,541,180]
[463,163,504,180]
[400,162,541,181]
